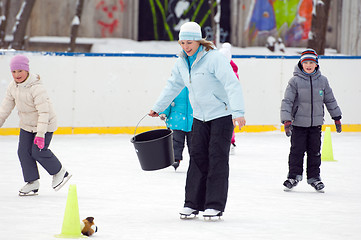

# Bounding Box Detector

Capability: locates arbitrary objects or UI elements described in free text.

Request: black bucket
[131,115,174,171]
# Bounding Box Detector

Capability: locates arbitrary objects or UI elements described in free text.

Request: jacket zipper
[184,51,206,121]
[310,76,313,126]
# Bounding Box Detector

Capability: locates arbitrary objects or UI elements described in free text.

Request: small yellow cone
[321,127,337,162]
[55,184,87,238]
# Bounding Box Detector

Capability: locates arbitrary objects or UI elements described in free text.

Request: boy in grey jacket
[280,49,342,192]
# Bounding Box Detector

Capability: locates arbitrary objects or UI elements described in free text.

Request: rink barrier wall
[1,124,360,136]
[0,51,360,135]
[3,51,361,59]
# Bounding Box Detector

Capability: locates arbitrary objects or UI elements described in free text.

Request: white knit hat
[179,22,202,41]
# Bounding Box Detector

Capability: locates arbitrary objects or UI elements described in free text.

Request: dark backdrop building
[0,0,360,55]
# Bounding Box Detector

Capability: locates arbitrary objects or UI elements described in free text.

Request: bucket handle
[133,113,167,137]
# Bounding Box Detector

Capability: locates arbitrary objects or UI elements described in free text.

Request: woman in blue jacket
[159,87,193,170]
[149,22,246,219]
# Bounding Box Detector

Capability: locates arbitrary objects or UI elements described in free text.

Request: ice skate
[283,178,299,191]
[179,207,199,219]
[203,209,223,220]
[52,167,72,191]
[310,180,325,193]
[19,180,39,196]
[172,160,180,171]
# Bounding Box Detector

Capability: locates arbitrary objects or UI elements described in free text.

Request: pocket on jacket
[212,93,228,110]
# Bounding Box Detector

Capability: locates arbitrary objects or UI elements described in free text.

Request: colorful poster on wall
[138,0,230,42]
[246,0,313,46]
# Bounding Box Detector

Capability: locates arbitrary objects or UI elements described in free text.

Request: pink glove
[34,137,45,149]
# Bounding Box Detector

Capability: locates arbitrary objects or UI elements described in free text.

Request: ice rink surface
[1,131,360,239]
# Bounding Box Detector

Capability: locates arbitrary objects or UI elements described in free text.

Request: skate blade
[283,187,293,192]
[203,212,223,221]
[203,215,222,221]
[53,173,72,191]
[19,190,38,196]
[180,213,198,220]
[315,189,325,193]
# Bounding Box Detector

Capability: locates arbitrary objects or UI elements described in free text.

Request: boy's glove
[284,121,292,137]
[335,120,342,133]
[159,114,166,120]
[34,137,45,149]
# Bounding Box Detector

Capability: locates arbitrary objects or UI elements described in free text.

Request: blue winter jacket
[152,45,245,121]
[160,87,193,132]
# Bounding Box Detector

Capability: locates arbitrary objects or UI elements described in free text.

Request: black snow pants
[172,130,192,161]
[18,129,62,182]
[184,115,234,212]
[288,126,322,181]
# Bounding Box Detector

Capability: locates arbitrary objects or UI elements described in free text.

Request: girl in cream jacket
[0,55,71,195]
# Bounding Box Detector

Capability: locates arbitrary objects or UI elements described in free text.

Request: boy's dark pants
[184,115,234,212]
[172,130,192,161]
[288,126,322,181]
[18,129,62,182]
